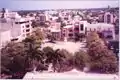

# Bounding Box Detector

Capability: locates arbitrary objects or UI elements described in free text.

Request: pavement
[41,41,86,54]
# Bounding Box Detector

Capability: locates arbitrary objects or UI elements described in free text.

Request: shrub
[74,50,90,71]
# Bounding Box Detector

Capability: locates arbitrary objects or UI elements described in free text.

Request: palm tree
[23,37,45,72]
[43,47,64,72]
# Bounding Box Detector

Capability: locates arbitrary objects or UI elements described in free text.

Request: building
[48,21,61,40]
[104,12,114,24]
[62,21,115,41]
[0,17,33,42]
[0,8,33,42]
[35,12,46,22]
[0,8,21,19]
[12,17,33,41]
[0,29,11,49]
[62,21,87,40]
[87,23,115,40]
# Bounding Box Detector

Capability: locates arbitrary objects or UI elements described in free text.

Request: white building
[48,21,61,40]
[0,17,33,42]
[0,9,34,46]
[87,23,115,40]
[0,29,11,49]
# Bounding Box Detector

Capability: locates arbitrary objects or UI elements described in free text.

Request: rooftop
[64,25,73,29]
[23,69,118,80]
[87,23,114,28]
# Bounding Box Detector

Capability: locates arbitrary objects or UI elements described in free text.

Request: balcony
[26,25,30,28]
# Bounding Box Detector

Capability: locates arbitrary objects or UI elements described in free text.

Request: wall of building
[0,30,11,49]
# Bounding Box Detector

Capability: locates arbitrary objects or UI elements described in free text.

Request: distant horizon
[11,6,119,11]
[0,1,118,11]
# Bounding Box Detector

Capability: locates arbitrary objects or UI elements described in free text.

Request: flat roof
[88,23,114,27]
[64,25,73,29]
[87,23,114,28]
[23,70,118,79]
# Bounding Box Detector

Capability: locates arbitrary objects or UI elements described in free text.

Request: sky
[0,0,119,10]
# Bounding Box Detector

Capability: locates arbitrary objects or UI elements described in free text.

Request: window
[63,34,65,36]
[80,24,84,31]
[69,29,73,32]
[69,34,73,36]
[23,30,25,32]
[11,38,18,41]
[15,22,19,24]
[106,35,113,39]
[26,29,30,32]
[15,21,29,24]
[26,25,30,28]
[90,28,91,31]
[107,15,111,23]
[74,27,79,31]
[64,17,68,20]
[75,33,79,37]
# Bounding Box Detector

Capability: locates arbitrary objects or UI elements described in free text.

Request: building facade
[0,29,11,49]
[62,21,115,41]
[104,12,114,24]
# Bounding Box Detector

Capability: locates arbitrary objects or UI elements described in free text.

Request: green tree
[43,47,65,72]
[74,50,90,71]
[57,49,73,72]
[1,55,12,75]
[86,32,118,73]
[23,37,45,72]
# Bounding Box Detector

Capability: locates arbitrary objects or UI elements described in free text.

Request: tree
[74,50,90,71]
[1,29,45,79]
[42,47,65,72]
[23,37,45,72]
[1,42,25,57]
[86,32,118,73]
[56,49,73,72]
[1,55,12,75]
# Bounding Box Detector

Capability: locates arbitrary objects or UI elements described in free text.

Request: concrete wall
[0,30,11,48]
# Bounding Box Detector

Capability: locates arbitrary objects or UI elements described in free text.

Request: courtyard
[41,40,87,54]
